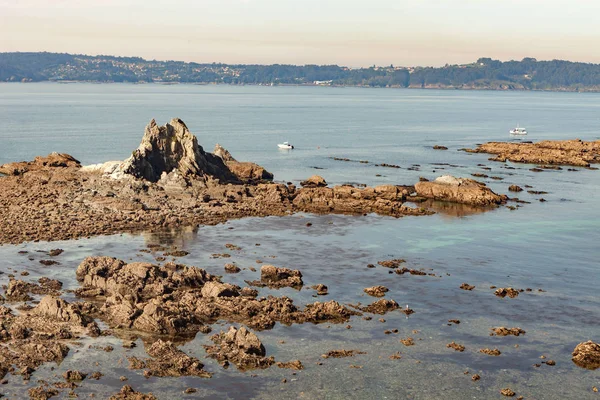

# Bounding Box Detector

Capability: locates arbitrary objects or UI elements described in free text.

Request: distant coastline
[2,52,600,92]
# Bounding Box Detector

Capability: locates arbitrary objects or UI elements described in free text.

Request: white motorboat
[509,124,527,136]
[278,141,294,149]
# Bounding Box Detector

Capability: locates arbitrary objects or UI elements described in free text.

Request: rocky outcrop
[293,184,431,217]
[204,326,274,370]
[464,139,600,167]
[300,175,327,188]
[0,153,80,176]
[213,144,273,183]
[572,340,600,370]
[91,118,239,184]
[364,286,389,297]
[74,256,360,336]
[414,175,506,206]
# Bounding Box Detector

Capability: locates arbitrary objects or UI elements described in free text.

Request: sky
[1,0,599,67]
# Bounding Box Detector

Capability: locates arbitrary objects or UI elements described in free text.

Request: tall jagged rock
[121,118,240,183]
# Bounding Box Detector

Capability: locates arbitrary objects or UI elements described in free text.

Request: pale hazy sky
[1,0,599,67]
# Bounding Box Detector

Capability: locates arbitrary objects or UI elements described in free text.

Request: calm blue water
[0,83,599,399]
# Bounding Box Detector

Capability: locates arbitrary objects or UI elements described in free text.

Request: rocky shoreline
[0,118,510,245]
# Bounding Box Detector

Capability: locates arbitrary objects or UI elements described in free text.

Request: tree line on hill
[1,52,600,91]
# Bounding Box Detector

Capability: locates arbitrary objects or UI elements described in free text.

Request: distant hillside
[2,52,600,91]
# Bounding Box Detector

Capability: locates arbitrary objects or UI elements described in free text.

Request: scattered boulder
[494,288,519,298]
[447,342,465,352]
[63,370,87,381]
[276,360,304,370]
[460,283,475,291]
[492,327,526,337]
[508,185,523,192]
[224,263,241,273]
[363,286,389,297]
[300,175,327,188]
[433,145,448,150]
[377,259,405,268]
[311,284,328,295]
[359,299,400,314]
[480,348,501,356]
[572,340,600,370]
[109,385,157,400]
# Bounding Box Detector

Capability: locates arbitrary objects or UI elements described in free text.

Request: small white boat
[509,124,527,136]
[278,141,294,149]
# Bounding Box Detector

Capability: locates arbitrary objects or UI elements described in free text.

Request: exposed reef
[415,175,506,206]
[463,139,600,167]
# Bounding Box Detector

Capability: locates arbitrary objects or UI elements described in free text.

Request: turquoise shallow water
[0,84,599,398]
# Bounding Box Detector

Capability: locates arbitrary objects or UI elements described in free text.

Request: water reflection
[418,199,498,218]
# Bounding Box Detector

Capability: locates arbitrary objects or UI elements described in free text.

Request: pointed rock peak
[121,118,239,184]
[214,144,236,163]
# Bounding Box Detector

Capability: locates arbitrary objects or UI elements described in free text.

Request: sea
[0,83,599,399]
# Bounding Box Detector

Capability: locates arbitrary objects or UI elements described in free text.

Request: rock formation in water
[81,119,274,185]
[120,118,240,183]
[414,175,506,206]
[572,340,600,370]
[213,143,274,183]
[463,139,600,167]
